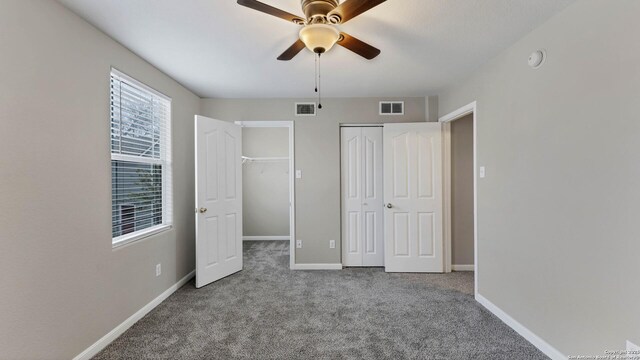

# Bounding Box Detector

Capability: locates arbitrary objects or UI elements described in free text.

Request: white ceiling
[58,0,574,98]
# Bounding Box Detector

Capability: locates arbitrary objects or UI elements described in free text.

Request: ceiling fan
[237,0,387,60]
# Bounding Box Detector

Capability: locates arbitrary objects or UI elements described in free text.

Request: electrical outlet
[329,240,336,249]
[296,240,303,249]
[155,264,161,277]
[296,170,302,179]
[479,166,486,178]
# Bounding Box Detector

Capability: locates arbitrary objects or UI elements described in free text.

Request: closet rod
[242,156,289,163]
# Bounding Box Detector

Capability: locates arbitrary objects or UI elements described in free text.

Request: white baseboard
[475,294,566,360]
[452,264,474,271]
[243,236,290,241]
[73,270,195,360]
[291,263,343,270]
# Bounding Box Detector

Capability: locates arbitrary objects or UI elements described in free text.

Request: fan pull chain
[314,54,318,93]
[317,53,322,110]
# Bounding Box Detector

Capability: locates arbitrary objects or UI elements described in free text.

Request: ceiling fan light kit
[299,24,340,54]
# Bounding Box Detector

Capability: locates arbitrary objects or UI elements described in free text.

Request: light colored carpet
[94,241,548,359]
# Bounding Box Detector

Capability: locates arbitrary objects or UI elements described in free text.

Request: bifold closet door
[341,127,384,267]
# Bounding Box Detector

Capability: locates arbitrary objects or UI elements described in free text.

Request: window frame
[110,68,173,248]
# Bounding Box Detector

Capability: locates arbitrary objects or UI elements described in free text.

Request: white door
[195,115,243,288]
[341,127,384,267]
[383,123,443,272]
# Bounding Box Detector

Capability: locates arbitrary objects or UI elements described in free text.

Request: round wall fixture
[528,49,546,69]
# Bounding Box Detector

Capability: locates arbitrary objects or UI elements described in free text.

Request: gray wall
[242,127,290,237]
[438,0,640,355]
[451,114,474,266]
[201,97,428,264]
[0,1,199,359]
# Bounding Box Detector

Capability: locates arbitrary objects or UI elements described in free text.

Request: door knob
[199,207,208,213]
[386,203,393,209]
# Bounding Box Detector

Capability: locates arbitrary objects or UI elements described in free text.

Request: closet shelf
[242,156,289,164]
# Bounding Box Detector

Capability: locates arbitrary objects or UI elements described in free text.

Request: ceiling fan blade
[237,0,305,24]
[329,0,386,24]
[337,33,380,60]
[277,39,307,61]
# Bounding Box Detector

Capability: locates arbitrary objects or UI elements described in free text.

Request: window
[110,69,172,247]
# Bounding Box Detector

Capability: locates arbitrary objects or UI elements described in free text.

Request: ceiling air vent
[380,101,404,115]
[295,103,316,116]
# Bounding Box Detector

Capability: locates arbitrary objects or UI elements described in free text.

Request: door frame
[235,121,296,269]
[439,101,478,295]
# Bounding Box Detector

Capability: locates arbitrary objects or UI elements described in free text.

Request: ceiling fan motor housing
[301,0,341,23]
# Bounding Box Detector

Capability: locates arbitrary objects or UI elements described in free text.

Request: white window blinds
[110,69,172,245]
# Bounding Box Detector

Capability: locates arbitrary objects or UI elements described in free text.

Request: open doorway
[236,121,296,269]
[440,102,477,295]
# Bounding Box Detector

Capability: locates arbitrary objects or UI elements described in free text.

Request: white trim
[110,67,171,102]
[439,101,478,296]
[290,263,343,270]
[452,264,474,271]
[442,124,453,273]
[243,236,290,241]
[112,224,172,249]
[339,123,384,127]
[475,294,566,360]
[439,102,476,123]
[73,270,195,360]
[236,121,292,128]
[234,121,296,270]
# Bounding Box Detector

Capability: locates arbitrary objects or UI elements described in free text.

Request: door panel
[224,131,237,199]
[206,216,219,266]
[206,131,219,201]
[342,127,363,266]
[195,115,242,288]
[418,133,434,198]
[392,133,410,198]
[364,211,376,254]
[418,212,434,256]
[348,211,360,254]
[384,123,443,273]
[361,127,384,266]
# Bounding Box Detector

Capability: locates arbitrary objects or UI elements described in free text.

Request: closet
[241,127,290,241]
[341,126,384,267]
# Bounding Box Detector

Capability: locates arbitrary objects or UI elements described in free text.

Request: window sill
[112,224,173,249]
